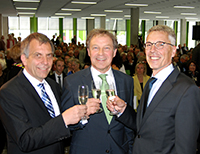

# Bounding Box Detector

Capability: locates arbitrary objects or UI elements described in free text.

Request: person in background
[0,36,6,52]
[71,58,81,73]
[133,61,150,108]
[0,32,87,154]
[107,25,200,154]
[6,34,15,49]
[61,29,135,154]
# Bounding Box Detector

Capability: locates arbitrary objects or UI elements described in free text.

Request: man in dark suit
[0,32,87,154]
[49,58,66,89]
[107,25,200,154]
[61,29,136,154]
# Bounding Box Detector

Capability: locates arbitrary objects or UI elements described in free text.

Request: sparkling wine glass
[78,84,89,120]
[91,81,103,113]
[106,82,119,116]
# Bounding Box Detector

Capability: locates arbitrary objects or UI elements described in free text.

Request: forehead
[147,31,169,42]
[29,39,52,53]
[90,34,113,45]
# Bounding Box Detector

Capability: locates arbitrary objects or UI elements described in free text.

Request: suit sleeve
[0,88,71,152]
[175,84,200,154]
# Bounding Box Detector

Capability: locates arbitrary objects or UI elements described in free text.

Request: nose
[150,44,156,52]
[98,48,103,55]
[42,56,48,64]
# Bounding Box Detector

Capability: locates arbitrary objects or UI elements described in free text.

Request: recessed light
[104,10,123,13]
[185,17,198,20]
[51,16,65,18]
[81,17,95,19]
[124,15,131,18]
[13,0,40,2]
[110,18,123,20]
[61,8,81,11]
[90,14,106,16]
[181,13,197,15]
[156,16,169,18]
[18,12,35,14]
[125,3,148,7]
[144,11,161,14]
[174,6,194,9]
[71,1,97,4]
[16,7,37,10]
[55,13,72,16]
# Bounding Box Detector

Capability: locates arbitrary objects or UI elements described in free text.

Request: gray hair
[147,25,176,45]
[21,32,54,58]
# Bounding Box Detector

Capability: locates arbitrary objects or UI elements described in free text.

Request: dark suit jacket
[118,67,200,154]
[49,72,66,87]
[61,67,136,154]
[0,71,71,154]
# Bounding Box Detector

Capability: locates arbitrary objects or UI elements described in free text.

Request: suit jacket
[118,67,200,154]
[49,72,66,88]
[61,67,136,154]
[0,71,71,154]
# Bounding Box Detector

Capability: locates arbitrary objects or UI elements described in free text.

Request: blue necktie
[38,83,55,118]
[143,77,157,116]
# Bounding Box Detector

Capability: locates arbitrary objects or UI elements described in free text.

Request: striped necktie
[38,83,55,118]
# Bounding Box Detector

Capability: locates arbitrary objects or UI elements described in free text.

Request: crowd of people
[0,26,200,154]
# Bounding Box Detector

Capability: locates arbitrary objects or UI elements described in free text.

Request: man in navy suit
[107,25,200,154]
[61,29,136,154]
[0,32,87,154]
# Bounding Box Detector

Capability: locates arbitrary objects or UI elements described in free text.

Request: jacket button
[138,135,141,138]
[106,150,110,153]
[107,130,110,134]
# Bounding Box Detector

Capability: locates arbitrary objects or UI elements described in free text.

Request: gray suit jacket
[0,71,70,154]
[119,67,200,154]
[61,67,135,154]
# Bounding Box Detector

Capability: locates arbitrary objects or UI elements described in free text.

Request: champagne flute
[78,84,88,120]
[106,82,119,116]
[91,81,103,113]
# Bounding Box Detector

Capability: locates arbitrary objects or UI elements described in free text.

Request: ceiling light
[91,14,106,16]
[124,15,131,18]
[13,0,40,2]
[16,7,37,10]
[18,12,35,14]
[174,6,194,9]
[156,16,169,18]
[185,17,198,20]
[144,11,161,14]
[55,13,72,16]
[81,17,95,19]
[104,10,123,13]
[181,13,197,15]
[110,18,123,20]
[71,1,97,4]
[51,16,64,18]
[125,3,148,7]
[140,19,150,21]
[61,8,81,11]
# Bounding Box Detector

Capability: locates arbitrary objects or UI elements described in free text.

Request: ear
[87,48,91,57]
[171,46,177,58]
[113,49,117,58]
[21,54,27,67]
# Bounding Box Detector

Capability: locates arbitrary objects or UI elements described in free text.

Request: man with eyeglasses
[107,25,200,154]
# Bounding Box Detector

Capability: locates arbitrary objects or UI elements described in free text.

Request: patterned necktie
[58,75,61,88]
[143,77,157,116]
[98,74,112,124]
[38,83,55,118]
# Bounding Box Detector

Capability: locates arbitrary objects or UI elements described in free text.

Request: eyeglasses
[144,41,174,50]
[137,61,146,64]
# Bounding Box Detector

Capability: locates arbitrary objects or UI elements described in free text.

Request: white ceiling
[0,0,200,21]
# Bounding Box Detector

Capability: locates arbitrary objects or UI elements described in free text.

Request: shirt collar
[90,66,113,80]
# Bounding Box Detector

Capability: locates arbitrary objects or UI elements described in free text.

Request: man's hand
[86,98,101,116]
[106,96,127,114]
[62,105,87,125]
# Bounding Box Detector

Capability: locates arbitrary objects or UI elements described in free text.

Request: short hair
[21,32,54,58]
[86,29,118,49]
[9,43,21,63]
[134,62,147,76]
[127,52,134,59]
[147,25,176,46]
[55,58,64,65]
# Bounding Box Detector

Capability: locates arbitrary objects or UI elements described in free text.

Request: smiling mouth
[96,57,106,61]
[150,56,160,60]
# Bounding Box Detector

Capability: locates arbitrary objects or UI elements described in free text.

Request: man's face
[145,31,176,75]
[55,61,64,75]
[87,35,117,73]
[21,39,53,82]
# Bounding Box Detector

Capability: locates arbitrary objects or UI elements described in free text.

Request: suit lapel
[138,67,179,130]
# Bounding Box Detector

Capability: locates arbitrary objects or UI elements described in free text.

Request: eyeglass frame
[144,41,174,50]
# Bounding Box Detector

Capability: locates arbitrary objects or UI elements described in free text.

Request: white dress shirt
[23,69,60,116]
[147,64,174,107]
[55,72,63,88]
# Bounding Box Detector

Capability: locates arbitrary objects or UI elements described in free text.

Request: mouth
[96,57,106,61]
[150,56,160,60]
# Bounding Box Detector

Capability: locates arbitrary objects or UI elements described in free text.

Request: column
[0,14,2,36]
[59,18,63,42]
[30,16,37,33]
[174,21,178,46]
[195,22,200,46]
[100,16,105,29]
[86,19,94,36]
[141,20,146,42]
[126,19,130,47]
[130,8,139,46]
[180,19,187,46]
[73,18,77,39]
